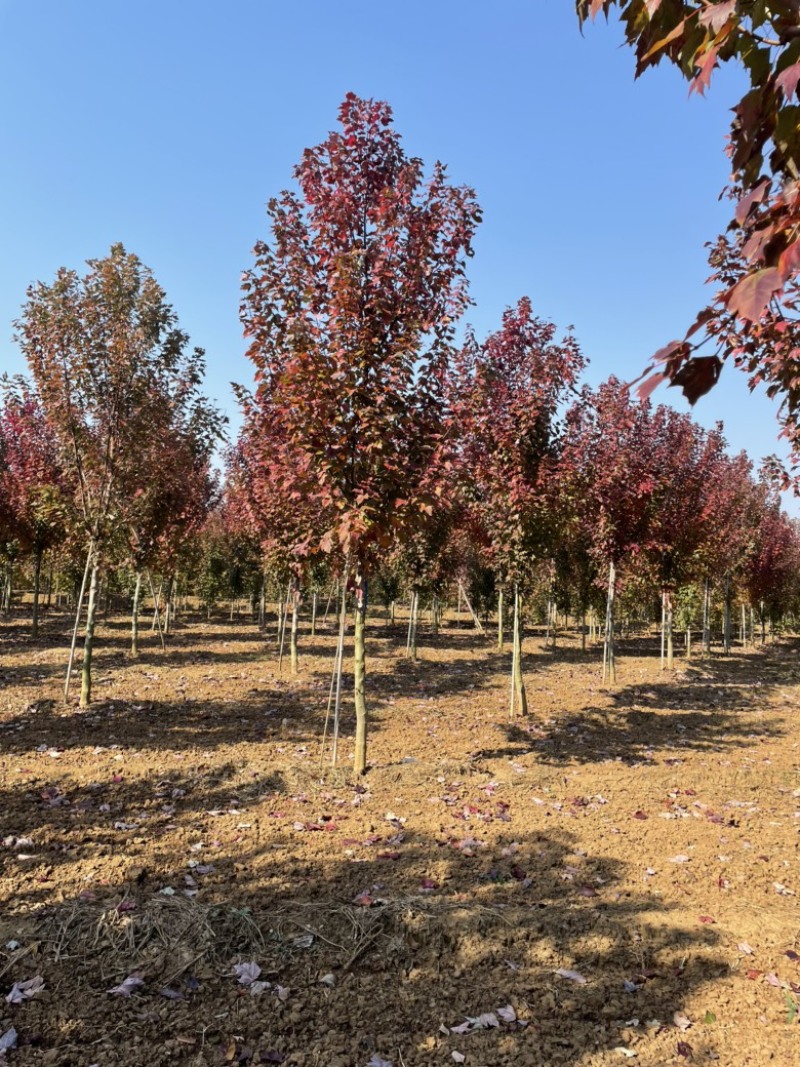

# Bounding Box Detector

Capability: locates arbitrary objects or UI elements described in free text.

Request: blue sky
[0,0,789,502]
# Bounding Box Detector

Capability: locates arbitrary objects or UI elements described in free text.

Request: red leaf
[778,239,800,283]
[642,19,686,63]
[636,372,667,402]
[735,179,771,226]
[775,61,800,101]
[668,355,723,404]
[698,0,735,34]
[698,915,716,924]
[690,46,718,97]
[725,268,782,321]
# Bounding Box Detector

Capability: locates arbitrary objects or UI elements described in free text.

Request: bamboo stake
[146,571,166,650]
[64,547,92,699]
[331,560,350,765]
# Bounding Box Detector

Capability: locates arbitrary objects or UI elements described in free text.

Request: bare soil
[0,606,798,1067]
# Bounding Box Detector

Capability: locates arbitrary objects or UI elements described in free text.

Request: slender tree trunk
[323,579,337,622]
[390,599,395,625]
[311,591,317,636]
[80,555,100,708]
[258,573,266,630]
[65,547,92,699]
[131,571,143,656]
[331,561,350,765]
[510,584,528,717]
[741,602,747,648]
[702,579,711,655]
[146,571,166,650]
[277,584,290,670]
[602,560,616,685]
[290,583,299,674]
[458,580,485,634]
[761,601,766,644]
[660,591,666,670]
[432,593,439,637]
[497,586,504,651]
[164,576,174,635]
[686,627,691,658]
[353,570,368,776]
[723,574,731,655]
[31,548,43,638]
[581,609,587,652]
[666,591,674,669]
[151,579,163,630]
[46,557,54,609]
[3,562,12,612]
[406,589,419,661]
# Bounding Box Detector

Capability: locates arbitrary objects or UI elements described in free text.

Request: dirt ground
[0,603,798,1067]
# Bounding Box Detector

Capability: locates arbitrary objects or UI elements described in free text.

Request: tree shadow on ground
[0,812,729,1067]
[474,647,789,766]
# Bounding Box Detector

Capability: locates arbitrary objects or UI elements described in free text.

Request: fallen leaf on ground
[108,973,145,997]
[5,976,44,1003]
[233,962,261,986]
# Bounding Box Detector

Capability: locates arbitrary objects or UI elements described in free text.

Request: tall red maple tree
[0,379,71,635]
[450,297,585,711]
[240,94,481,773]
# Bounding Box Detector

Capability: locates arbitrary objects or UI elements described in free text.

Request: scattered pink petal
[233,962,261,986]
[5,976,44,1004]
[108,973,145,997]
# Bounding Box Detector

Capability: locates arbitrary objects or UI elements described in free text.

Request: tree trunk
[723,575,731,655]
[290,584,299,674]
[277,585,290,670]
[509,584,528,717]
[602,560,617,684]
[666,591,674,670]
[406,590,419,661]
[581,609,587,652]
[31,548,42,638]
[311,591,317,637]
[46,557,54,608]
[686,627,691,658]
[64,548,93,699]
[258,573,266,630]
[497,587,504,651]
[80,555,100,708]
[3,562,12,612]
[702,579,711,655]
[151,579,163,630]
[330,563,349,765]
[432,593,439,637]
[146,572,166,650]
[164,576,174,635]
[353,572,368,776]
[660,591,666,670]
[131,571,142,656]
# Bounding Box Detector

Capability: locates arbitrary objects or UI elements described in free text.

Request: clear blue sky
[0,0,790,503]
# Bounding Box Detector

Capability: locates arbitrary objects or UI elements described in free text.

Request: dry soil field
[0,607,798,1067]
